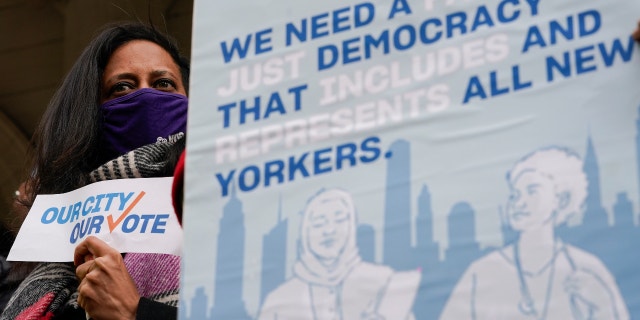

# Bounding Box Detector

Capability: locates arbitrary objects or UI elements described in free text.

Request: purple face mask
[99,88,187,163]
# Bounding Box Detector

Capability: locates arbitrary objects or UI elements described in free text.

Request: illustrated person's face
[100,40,186,103]
[507,170,559,231]
[306,198,351,263]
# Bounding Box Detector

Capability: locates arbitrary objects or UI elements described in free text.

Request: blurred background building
[0,0,194,224]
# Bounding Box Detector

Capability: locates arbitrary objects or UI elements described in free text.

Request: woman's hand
[634,20,640,43]
[74,236,140,320]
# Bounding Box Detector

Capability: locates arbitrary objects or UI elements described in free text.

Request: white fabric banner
[8,177,182,262]
[182,0,640,319]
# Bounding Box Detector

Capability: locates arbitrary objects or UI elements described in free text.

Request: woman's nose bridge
[515,195,527,208]
[323,219,336,235]
[139,80,152,89]
[510,192,525,208]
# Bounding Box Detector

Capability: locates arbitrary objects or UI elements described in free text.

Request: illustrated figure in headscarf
[258,188,420,320]
[440,146,628,320]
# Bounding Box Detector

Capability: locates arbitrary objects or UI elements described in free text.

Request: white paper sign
[8,177,182,262]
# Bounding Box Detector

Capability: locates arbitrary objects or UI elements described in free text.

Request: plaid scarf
[0,140,182,320]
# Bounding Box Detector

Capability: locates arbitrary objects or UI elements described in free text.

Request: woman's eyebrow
[310,214,327,222]
[104,72,138,83]
[150,70,177,77]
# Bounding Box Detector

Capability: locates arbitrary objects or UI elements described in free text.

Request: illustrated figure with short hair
[258,188,420,320]
[440,146,629,320]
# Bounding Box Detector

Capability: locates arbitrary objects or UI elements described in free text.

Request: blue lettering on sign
[218,85,308,128]
[336,143,357,170]
[215,136,382,197]
[522,10,601,53]
[69,216,104,244]
[546,37,635,82]
[239,166,261,192]
[313,147,333,175]
[56,204,72,224]
[219,28,274,63]
[289,153,310,181]
[122,215,140,233]
[92,194,106,213]
[265,160,285,187]
[68,213,170,244]
[41,208,57,224]
[388,0,412,20]
[121,214,170,234]
[462,65,533,104]
[41,191,137,225]
[82,196,95,216]
[151,215,169,234]
[285,2,375,46]
[317,0,541,71]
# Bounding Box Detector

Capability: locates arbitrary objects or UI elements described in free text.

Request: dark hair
[25,21,190,203]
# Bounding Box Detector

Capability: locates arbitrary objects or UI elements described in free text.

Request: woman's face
[306,198,351,263]
[100,40,186,103]
[507,170,559,231]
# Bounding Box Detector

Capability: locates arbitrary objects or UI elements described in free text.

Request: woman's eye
[154,79,176,90]
[110,82,134,95]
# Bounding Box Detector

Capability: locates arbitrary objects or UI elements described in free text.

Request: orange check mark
[107,191,146,232]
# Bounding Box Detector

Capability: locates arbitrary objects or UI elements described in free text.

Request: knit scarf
[0,140,182,320]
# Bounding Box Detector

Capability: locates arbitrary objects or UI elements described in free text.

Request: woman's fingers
[74,236,117,266]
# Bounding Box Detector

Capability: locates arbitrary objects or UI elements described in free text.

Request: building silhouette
[383,139,414,270]
[613,192,634,227]
[418,202,481,319]
[259,196,288,305]
[445,202,481,262]
[582,135,610,227]
[415,184,440,267]
[558,135,610,254]
[413,184,443,320]
[210,186,251,319]
[186,287,209,320]
[357,224,376,263]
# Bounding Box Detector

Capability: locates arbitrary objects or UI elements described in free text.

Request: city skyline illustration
[180,106,640,320]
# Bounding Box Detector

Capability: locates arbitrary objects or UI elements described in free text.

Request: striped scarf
[0,140,182,320]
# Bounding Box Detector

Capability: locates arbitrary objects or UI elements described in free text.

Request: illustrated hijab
[293,188,361,287]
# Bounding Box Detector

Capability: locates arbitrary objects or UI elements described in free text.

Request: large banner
[182,0,640,319]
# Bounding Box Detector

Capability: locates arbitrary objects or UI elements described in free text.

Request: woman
[258,188,419,320]
[1,21,188,320]
[439,147,628,320]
